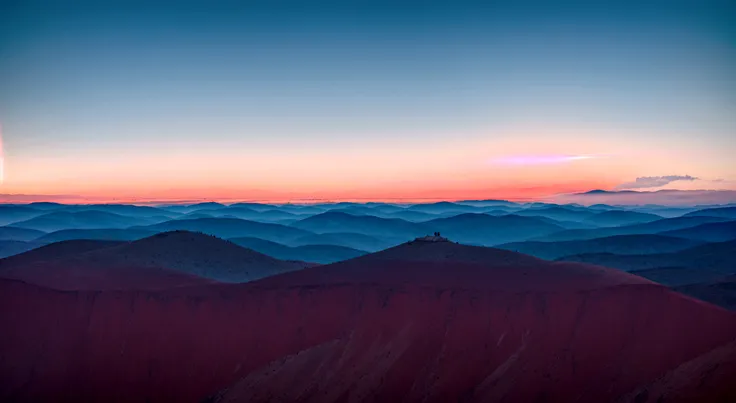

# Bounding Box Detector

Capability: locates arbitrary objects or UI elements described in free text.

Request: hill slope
[659,220,736,242]
[139,218,313,243]
[287,232,402,252]
[9,211,164,232]
[422,213,564,245]
[291,212,429,239]
[558,240,736,287]
[498,234,702,260]
[229,236,366,264]
[534,216,731,242]
[1,241,734,402]
[0,232,308,287]
[581,210,662,226]
[36,228,157,243]
[683,206,736,218]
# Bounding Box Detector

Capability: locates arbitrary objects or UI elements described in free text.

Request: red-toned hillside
[0,232,308,289]
[0,240,734,402]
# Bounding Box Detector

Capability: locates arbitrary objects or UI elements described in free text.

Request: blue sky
[0,0,734,202]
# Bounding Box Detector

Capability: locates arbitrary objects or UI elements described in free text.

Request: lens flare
[0,123,4,185]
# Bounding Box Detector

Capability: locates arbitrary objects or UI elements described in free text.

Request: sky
[0,0,734,203]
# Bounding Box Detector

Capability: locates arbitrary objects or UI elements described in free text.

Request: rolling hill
[0,232,308,287]
[683,206,736,219]
[675,276,736,311]
[0,226,46,241]
[581,210,662,226]
[0,240,45,259]
[0,239,125,269]
[1,240,734,402]
[291,212,429,239]
[138,217,313,243]
[497,234,702,260]
[192,207,301,222]
[287,232,402,252]
[422,213,565,245]
[9,211,166,232]
[514,205,596,222]
[229,236,366,264]
[533,215,732,242]
[0,205,45,226]
[405,201,481,214]
[35,228,158,243]
[658,220,736,242]
[558,240,736,287]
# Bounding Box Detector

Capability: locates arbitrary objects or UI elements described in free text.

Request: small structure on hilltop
[414,232,449,242]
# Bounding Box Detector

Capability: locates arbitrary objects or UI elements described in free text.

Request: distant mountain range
[0,200,733,307]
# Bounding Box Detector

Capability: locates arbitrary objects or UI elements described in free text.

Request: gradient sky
[0,0,734,202]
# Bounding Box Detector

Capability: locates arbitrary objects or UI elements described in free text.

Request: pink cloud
[490,154,604,166]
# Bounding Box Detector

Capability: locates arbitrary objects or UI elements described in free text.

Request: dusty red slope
[0,232,308,289]
[0,239,211,291]
[1,241,735,403]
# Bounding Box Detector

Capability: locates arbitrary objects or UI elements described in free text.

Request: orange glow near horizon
[1,124,734,204]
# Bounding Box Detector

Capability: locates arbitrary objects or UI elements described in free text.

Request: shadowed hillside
[1,240,734,402]
[533,216,732,242]
[0,232,308,286]
[684,206,736,219]
[36,228,157,243]
[229,236,366,264]
[659,220,736,242]
[287,232,402,252]
[498,234,702,260]
[558,240,736,288]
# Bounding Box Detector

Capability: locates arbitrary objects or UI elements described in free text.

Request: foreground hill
[422,213,564,245]
[1,239,734,402]
[229,236,366,264]
[138,217,313,243]
[498,234,702,260]
[0,232,308,288]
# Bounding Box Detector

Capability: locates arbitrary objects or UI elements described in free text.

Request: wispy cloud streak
[615,175,698,190]
[490,154,604,166]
